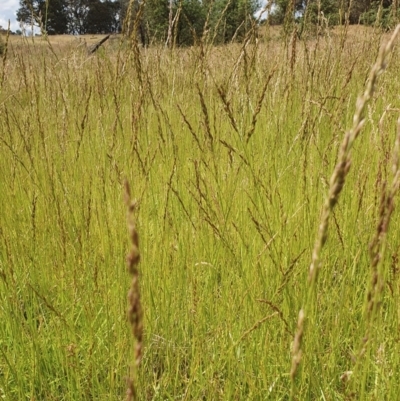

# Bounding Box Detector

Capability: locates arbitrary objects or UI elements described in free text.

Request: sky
[0,0,20,32]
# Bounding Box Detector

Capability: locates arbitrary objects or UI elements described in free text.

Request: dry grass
[1,22,400,400]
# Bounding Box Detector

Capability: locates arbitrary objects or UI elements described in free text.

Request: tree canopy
[270,0,400,29]
[16,0,260,43]
[17,0,122,35]
[16,0,400,40]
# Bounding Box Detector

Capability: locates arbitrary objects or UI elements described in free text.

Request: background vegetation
[272,0,400,27]
[14,0,400,41]
[1,19,400,401]
[15,0,259,44]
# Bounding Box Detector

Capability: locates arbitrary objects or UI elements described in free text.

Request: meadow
[1,24,400,400]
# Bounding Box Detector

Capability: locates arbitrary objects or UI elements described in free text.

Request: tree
[348,0,374,23]
[17,0,123,35]
[17,0,69,34]
[65,0,90,34]
[360,0,399,28]
[176,0,206,45]
[120,0,147,44]
[142,0,169,43]
[15,0,259,41]
[121,0,205,46]
[83,0,121,33]
[124,0,259,46]
[269,0,304,25]
[210,0,259,43]
[269,0,399,27]
[294,0,340,28]
[42,0,69,33]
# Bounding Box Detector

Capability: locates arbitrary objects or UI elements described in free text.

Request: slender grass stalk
[290,24,400,399]
[124,180,143,401]
[355,117,400,398]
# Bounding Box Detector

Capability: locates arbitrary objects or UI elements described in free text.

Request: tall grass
[1,24,400,400]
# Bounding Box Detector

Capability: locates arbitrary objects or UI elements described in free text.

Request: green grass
[1,25,400,400]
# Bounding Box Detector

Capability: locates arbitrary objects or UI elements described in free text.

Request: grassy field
[1,24,400,400]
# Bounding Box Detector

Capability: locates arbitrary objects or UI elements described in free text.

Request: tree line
[17,0,122,35]
[15,0,400,44]
[16,0,260,45]
[272,0,400,28]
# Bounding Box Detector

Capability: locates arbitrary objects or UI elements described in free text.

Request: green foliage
[126,0,259,46]
[142,0,170,43]
[42,0,69,34]
[210,0,259,43]
[303,0,339,25]
[15,0,258,43]
[177,0,206,45]
[360,2,400,29]
[270,0,304,25]
[17,0,69,34]
[84,0,120,34]
[270,0,399,27]
[16,0,122,34]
